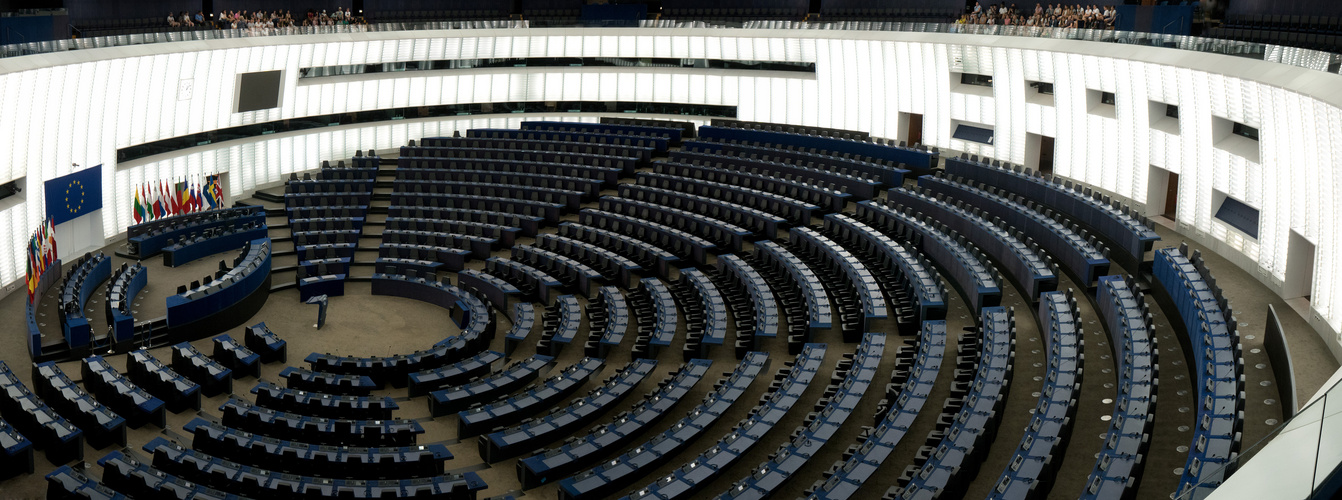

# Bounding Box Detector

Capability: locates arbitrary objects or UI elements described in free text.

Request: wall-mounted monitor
[235,70,283,113]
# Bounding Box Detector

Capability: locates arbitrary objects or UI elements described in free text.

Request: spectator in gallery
[167,12,179,27]
[180,11,194,27]
[195,11,205,25]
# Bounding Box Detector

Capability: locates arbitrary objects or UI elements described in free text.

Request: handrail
[0,18,1338,76]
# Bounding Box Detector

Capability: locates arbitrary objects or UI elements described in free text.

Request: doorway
[1146,165,1178,219]
[1284,229,1316,300]
[899,112,923,147]
[1024,133,1054,174]
[1163,172,1179,216]
[1038,136,1054,174]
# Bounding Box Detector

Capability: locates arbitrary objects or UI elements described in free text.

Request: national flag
[132,186,144,224]
[26,236,36,300]
[207,175,222,209]
[162,180,173,217]
[153,183,165,219]
[176,180,189,214]
[193,183,203,212]
[203,176,216,209]
[42,218,56,266]
[47,218,57,264]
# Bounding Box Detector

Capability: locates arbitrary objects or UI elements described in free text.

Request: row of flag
[25,217,57,303]
[131,175,223,224]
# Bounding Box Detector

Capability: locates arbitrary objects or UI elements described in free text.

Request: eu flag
[45,164,102,225]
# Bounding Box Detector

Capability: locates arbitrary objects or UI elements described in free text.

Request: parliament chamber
[1,2,1341,499]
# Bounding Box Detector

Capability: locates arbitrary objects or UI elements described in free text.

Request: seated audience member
[167,12,179,27]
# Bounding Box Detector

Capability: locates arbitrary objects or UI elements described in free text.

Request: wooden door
[907,114,923,147]
[1164,172,1179,216]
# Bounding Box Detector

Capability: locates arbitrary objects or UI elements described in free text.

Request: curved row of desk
[512,245,602,299]
[397,154,623,188]
[754,241,833,334]
[0,361,83,465]
[399,145,636,182]
[655,160,849,214]
[418,135,653,165]
[945,156,1159,264]
[31,361,126,450]
[141,437,485,499]
[887,186,1058,300]
[790,226,888,334]
[986,293,1082,498]
[219,398,424,447]
[808,320,949,499]
[125,205,265,259]
[675,145,882,199]
[522,121,679,152]
[526,292,579,353]
[716,254,780,346]
[81,355,165,429]
[695,125,935,173]
[58,253,111,349]
[595,195,749,254]
[1154,247,1244,499]
[428,355,553,417]
[394,178,585,213]
[481,358,658,462]
[389,192,563,226]
[679,269,729,355]
[620,344,826,500]
[252,380,396,420]
[891,305,1017,499]
[536,233,641,290]
[387,205,542,237]
[823,214,947,323]
[919,173,1110,286]
[469,127,668,157]
[162,221,267,268]
[103,263,147,344]
[407,350,504,398]
[633,278,680,357]
[620,182,786,237]
[1082,275,1159,499]
[714,333,884,500]
[457,357,605,437]
[518,358,713,489]
[183,417,452,479]
[591,286,631,357]
[579,209,716,266]
[557,222,680,278]
[558,352,770,500]
[707,139,910,187]
[854,200,1003,313]
[638,170,818,227]
[166,238,271,330]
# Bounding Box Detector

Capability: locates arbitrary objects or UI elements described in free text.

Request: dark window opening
[0,180,20,203]
[1166,104,1179,119]
[1234,122,1259,141]
[960,73,993,87]
[1030,81,1054,95]
[1100,91,1116,105]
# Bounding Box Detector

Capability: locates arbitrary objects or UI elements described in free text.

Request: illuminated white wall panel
[1,28,1341,352]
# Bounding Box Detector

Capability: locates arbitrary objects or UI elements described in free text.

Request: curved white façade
[0,27,1339,355]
